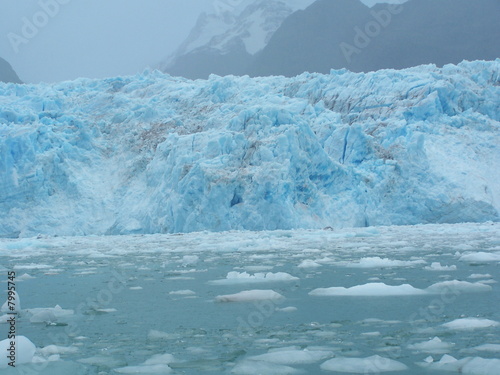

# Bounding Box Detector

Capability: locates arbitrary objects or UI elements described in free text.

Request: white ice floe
[17,273,36,281]
[13,263,53,270]
[114,364,173,373]
[424,262,457,271]
[37,345,78,356]
[442,318,499,331]
[115,353,175,373]
[247,349,334,365]
[216,290,285,302]
[181,255,199,266]
[27,305,74,323]
[309,280,492,297]
[321,355,408,373]
[209,271,298,285]
[468,273,493,279]
[407,337,455,354]
[297,259,322,268]
[425,280,491,294]
[276,306,297,313]
[169,289,196,295]
[232,360,300,374]
[1,291,20,312]
[335,257,426,268]
[309,283,426,297]
[472,344,500,352]
[459,252,500,262]
[0,336,36,368]
[418,354,500,374]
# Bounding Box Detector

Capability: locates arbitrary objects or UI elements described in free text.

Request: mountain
[160,0,315,79]
[250,0,500,76]
[0,57,22,84]
[0,60,498,237]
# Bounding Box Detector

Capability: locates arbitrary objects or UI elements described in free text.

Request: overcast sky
[0,0,404,83]
[0,0,218,83]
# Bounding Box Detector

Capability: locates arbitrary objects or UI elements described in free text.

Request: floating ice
[424,262,457,271]
[209,271,299,285]
[468,274,492,279]
[27,305,74,323]
[215,290,285,302]
[114,364,173,373]
[335,257,426,268]
[231,360,300,374]
[310,280,492,297]
[297,259,322,268]
[276,306,297,313]
[1,291,20,312]
[0,336,36,368]
[38,345,78,356]
[247,349,334,365]
[459,252,500,263]
[321,355,408,373]
[425,280,491,294]
[472,344,500,352]
[169,289,196,295]
[407,337,455,354]
[418,355,500,374]
[309,283,426,297]
[442,318,499,331]
[181,255,199,266]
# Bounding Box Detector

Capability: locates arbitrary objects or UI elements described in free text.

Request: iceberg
[0,60,499,237]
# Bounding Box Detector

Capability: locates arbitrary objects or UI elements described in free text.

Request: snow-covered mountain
[249,0,500,76]
[0,57,22,84]
[160,0,315,79]
[1,60,499,237]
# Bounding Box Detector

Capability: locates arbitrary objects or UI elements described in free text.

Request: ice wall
[0,60,498,237]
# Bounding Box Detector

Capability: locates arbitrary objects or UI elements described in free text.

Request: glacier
[0,60,499,237]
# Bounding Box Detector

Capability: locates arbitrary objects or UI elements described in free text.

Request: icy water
[1,223,500,374]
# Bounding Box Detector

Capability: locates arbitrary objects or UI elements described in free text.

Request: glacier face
[0,60,499,237]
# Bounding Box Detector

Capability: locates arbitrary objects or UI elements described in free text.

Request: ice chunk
[309,280,492,297]
[1,291,20,312]
[38,345,78,356]
[247,349,334,364]
[424,262,457,271]
[407,337,455,354]
[0,336,36,368]
[459,252,500,262]
[309,283,426,297]
[468,274,492,279]
[232,360,300,374]
[442,318,499,330]
[209,271,298,285]
[321,355,408,373]
[181,255,199,266]
[425,280,491,294]
[114,364,173,373]
[276,306,297,312]
[169,290,196,295]
[472,344,500,352]
[335,257,426,268]
[216,290,285,302]
[419,355,500,374]
[297,259,322,268]
[143,353,175,365]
